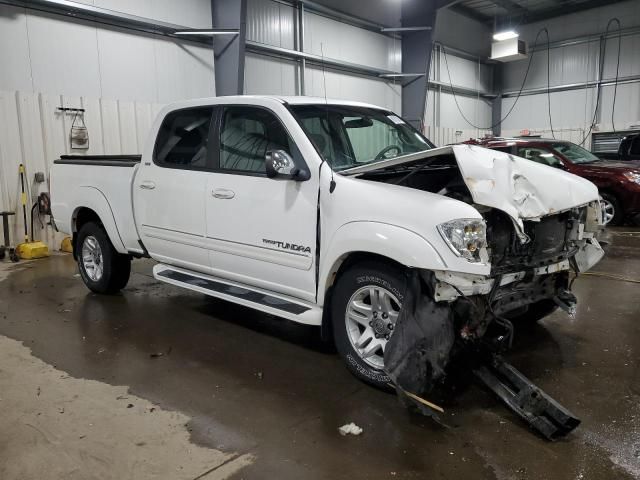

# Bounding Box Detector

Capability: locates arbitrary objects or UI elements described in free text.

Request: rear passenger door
[134,106,214,272]
[204,105,318,302]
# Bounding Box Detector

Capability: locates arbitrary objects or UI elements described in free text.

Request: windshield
[551,142,600,164]
[289,105,435,171]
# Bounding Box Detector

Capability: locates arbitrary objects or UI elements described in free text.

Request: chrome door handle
[139,181,156,190]
[212,189,235,199]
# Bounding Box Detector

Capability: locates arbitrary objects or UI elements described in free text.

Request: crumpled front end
[384,200,605,418]
[432,200,603,315]
[384,201,604,418]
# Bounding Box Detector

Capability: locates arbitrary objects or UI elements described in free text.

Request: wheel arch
[71,190,127,257]
[317,221,447,341]
[319,251,407,341]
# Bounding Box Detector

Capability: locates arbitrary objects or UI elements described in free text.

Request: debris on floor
[338,422,363,436]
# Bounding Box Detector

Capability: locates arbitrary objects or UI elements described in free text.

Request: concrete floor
[0,228,639,479]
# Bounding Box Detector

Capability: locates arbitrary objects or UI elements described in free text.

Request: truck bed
[51,155,143,255]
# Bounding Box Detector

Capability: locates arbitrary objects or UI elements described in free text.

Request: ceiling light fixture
[493,30,518,41]
[174,29,239,36]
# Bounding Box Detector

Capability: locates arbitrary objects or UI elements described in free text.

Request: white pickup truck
[51,95,605,390]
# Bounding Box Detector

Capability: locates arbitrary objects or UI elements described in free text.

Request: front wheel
[601,193,622,226]
[76,222,131,294]
[331,261,407,389]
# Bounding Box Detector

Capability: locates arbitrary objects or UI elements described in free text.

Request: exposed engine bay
[351,148,605,437]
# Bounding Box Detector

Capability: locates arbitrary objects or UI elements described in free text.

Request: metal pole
[298,2,306,95]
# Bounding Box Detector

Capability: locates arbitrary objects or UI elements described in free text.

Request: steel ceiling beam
[0,0,216,44]
[245,41,400,78]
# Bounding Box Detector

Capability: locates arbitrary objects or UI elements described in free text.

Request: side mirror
[265,150,309,181]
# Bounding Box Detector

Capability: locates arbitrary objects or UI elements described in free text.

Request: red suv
[464,137,640,225]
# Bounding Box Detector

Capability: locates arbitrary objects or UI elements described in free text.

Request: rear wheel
[601,193,622,226]
[76,222,131,294]
[331,260,407,389]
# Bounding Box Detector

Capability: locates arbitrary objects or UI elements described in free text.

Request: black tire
[331,260,407,389]
[76,222,131,294]
[601,192,623,226]
[507,299,558,324]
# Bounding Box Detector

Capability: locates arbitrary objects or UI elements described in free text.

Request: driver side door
[204,105,318,302]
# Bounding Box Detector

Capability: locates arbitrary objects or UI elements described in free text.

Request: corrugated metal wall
[244,0,402,112]
[424,47,494,133]
[0,3,215,102]
[500,1,640,143]
[0,89,164,248]
[0,2,215,249]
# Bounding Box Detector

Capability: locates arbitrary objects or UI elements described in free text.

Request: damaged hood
[345,144,600,236]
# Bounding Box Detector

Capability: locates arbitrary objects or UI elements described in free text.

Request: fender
[317,221,448,305]
[71,187,128,253]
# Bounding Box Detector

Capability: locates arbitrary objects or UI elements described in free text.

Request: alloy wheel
[345,285,401,369]
[82,235,104,281]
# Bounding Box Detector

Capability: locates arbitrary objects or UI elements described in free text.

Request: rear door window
[154,107,214,169]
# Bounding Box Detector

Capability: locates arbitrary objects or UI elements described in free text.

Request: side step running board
[153,264,322,326]
[474,355,580,440]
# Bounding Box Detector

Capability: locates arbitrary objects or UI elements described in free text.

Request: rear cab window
[154,107,215,169]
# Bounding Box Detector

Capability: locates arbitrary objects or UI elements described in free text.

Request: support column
[401,1,458,129]
[492,63,503,137]
[212,0,247,96]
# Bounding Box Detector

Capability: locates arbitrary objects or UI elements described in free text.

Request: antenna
[320,43,336,194]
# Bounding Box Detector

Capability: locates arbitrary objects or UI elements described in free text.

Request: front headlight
[437,219,488,263]
[623,172,640,184]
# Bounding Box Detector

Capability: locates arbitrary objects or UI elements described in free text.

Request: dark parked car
[599,133,640,161]
[464,137,640,225]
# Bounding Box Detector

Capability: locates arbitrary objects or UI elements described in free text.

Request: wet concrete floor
[0,227,639,479]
